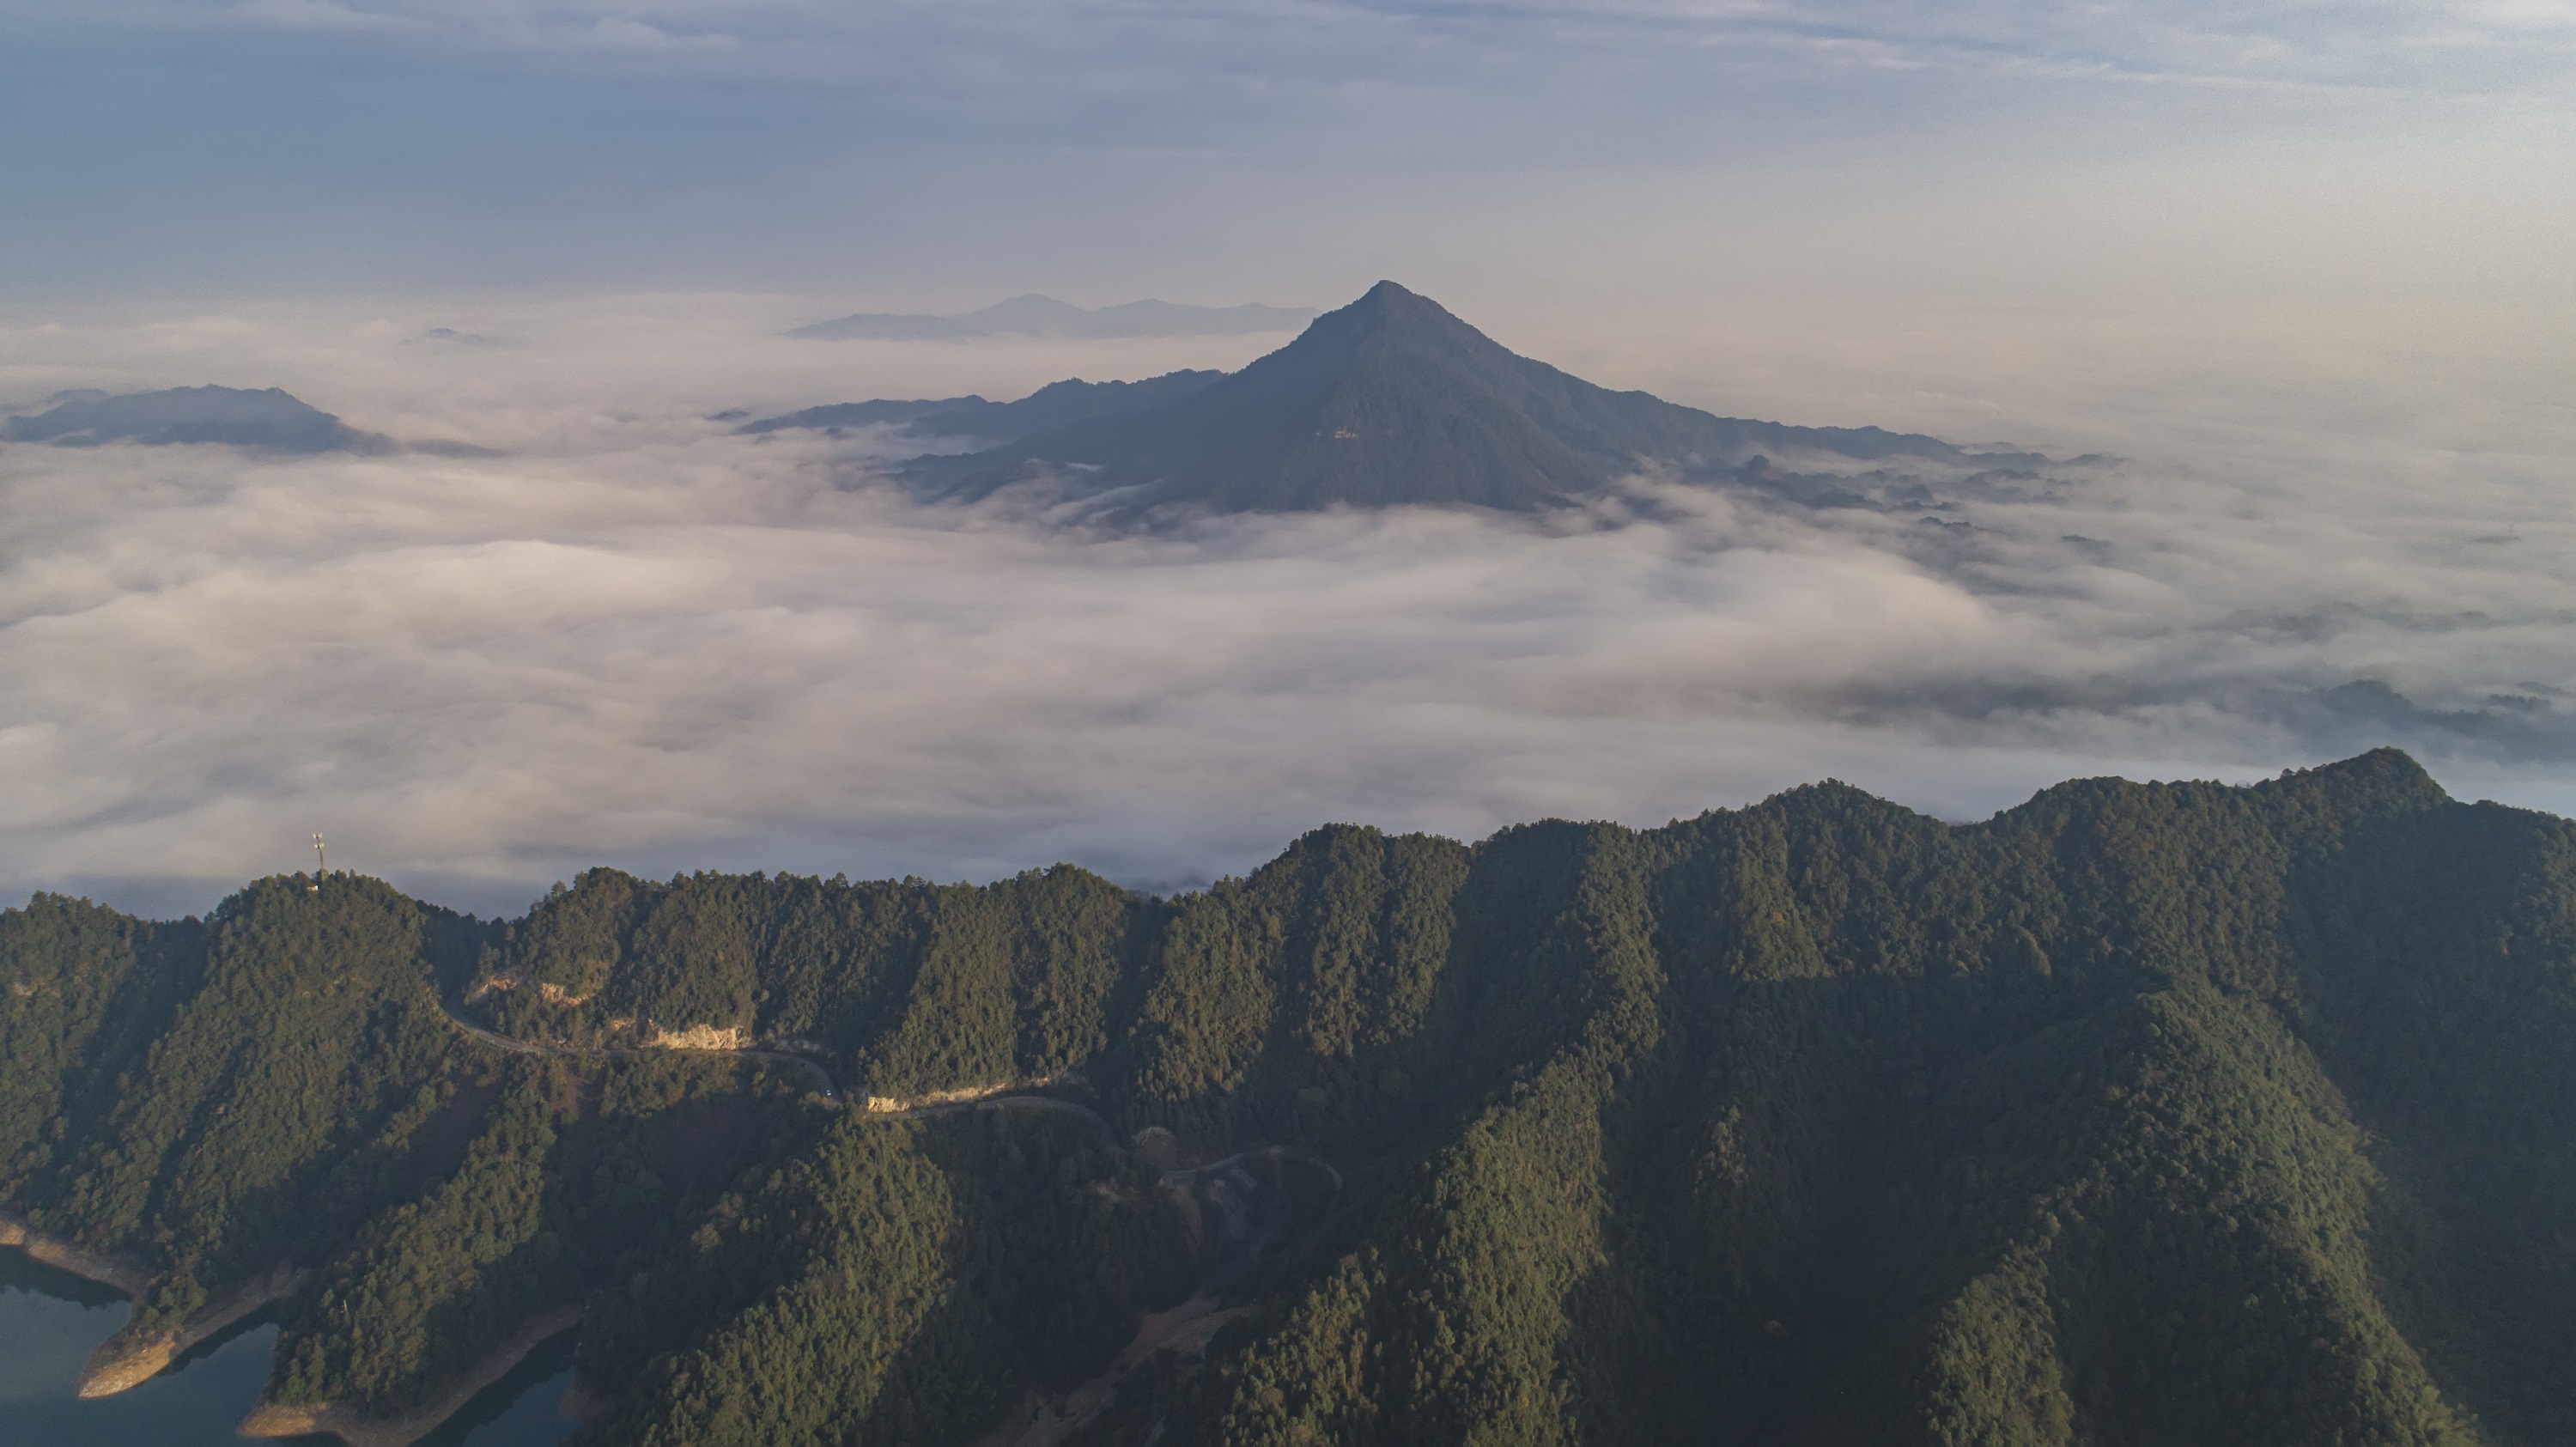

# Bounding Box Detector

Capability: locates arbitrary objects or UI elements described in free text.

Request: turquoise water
[0,1248,582,1447]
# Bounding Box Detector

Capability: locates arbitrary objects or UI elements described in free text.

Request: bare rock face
[641,1021,749,1051]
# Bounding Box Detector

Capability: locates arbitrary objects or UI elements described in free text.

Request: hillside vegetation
[5,749,2573,1444]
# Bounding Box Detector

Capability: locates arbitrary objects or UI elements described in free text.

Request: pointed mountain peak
[1258,282,1522,387]
[1312,280,1467,337]
[1352,278,1424,310]
[903,282,1980,520]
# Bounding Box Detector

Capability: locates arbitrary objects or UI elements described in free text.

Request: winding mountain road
[438,1002,847,1098]
[434,999,1133,1142]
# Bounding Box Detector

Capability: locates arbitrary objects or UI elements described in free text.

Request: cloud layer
[3,292,2570,918]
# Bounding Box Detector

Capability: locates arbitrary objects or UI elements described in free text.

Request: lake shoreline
[237,1302,586,1447]
[81,1262,307,1397]
[0,1209,150,1300]
[2,1207,316,1399]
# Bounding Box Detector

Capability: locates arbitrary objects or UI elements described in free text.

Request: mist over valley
[6,1,2575,1436]
[0,284,2567,918]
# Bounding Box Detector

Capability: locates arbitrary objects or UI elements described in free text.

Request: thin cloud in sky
[4,0,2567,302]
[11,0,2568,94]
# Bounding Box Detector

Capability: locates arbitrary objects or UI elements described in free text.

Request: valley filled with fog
[3,289,2568,915]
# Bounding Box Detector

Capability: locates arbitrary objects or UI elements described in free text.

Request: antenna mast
[312,834,326,891]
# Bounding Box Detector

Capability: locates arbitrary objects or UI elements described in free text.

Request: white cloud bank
[2,291,2570,917]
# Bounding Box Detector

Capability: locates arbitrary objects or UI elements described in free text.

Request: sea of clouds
[3,290,2569,917]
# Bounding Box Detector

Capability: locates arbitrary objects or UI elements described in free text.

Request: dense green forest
[4,749,2573,1444]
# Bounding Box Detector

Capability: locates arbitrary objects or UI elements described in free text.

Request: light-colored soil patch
[439,1001,842,1098]
[863,1077,1067,1114]
[238,1303,584,1447]
[644,1022,748,1050]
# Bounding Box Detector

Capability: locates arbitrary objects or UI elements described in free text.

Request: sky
[2,1,2572,917]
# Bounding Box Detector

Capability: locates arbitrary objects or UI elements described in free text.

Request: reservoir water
[0,1248,581,1447]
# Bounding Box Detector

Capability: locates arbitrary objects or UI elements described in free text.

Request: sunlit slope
[5,749,2573,1444]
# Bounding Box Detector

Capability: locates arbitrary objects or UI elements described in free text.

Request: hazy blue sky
[3,1,2569,315]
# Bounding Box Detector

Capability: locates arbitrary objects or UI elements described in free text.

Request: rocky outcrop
[862,1077,1067,1114]
[642,1021,748,1051]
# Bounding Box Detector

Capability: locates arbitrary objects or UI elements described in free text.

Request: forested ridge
[5,748,2574,1444]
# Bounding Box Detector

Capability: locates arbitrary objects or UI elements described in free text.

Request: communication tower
[312,834,326,891]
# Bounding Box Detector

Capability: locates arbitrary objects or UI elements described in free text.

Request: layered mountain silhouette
[3,386,398,454]
[748,282,2044,518]
[734,369,1224,441]
[2,385,494,458]
[787,295,1315,341]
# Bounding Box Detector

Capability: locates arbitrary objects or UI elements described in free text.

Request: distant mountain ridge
[3,386,398,454]
[920,282,2039,514]
[788,295,1316,341]
[750,282,2048,520]
[2,385,492,458]
[733,370,1225,441]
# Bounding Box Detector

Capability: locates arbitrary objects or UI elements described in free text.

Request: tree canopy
[5,749,2573,1444]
